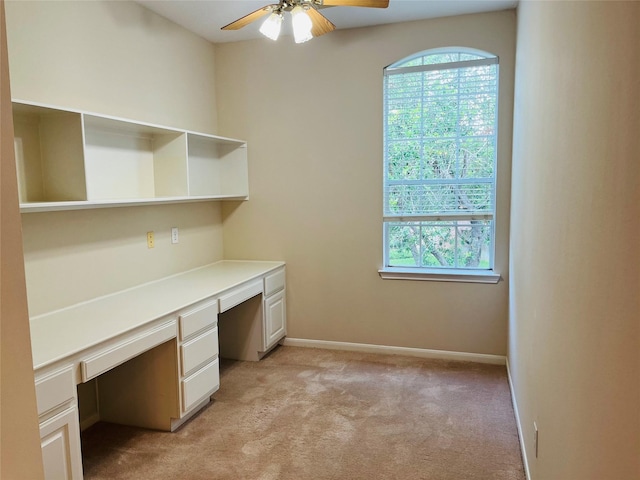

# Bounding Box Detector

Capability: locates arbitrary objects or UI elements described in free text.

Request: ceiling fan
[221,0,390,43]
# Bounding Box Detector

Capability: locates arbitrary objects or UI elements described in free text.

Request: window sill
[378,267,501,284]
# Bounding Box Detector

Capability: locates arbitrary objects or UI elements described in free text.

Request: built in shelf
[12,100,249,213]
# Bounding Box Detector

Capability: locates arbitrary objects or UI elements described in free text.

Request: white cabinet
[12,101,248,212]
[182,358,220,412]
[264,289,286,351]
[81,321,176,382]
[35,367,83,480]
[217,266,287,362]
[176,300,220,422]
[263,268,287,351]
[40,408,83,480]
[181,327,219,377]
[29,262,285,476]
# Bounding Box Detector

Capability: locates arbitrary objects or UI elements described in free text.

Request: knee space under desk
[32,261,286,479]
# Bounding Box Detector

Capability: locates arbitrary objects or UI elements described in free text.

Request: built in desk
[30,260,286,480]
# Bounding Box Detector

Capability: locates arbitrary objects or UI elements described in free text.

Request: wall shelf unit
[12,100,249,213]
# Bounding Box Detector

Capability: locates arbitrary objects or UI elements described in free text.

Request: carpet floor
[81,346,525,480]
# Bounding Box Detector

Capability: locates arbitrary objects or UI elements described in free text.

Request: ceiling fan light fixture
[291,5,313,44]
[259,11,283,41]
[223,0,387,41]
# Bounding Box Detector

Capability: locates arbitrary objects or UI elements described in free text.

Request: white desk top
[30,260,285,371]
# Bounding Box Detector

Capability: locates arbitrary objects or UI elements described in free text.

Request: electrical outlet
[147,231,154,249]
[171,227,179,244]
[533,422,539,458]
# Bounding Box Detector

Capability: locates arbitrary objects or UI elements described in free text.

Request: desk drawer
[264,269,285,297]
[181,327,219,377]
[35,367,75,417]
[219,280,263,313]
[81,321,176,382]
[182,358,219,412]
[179,301,218,340]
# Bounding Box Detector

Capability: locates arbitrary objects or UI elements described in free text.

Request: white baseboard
[281,338,506,365]
[506,358,531,480]
[80,412,100,432]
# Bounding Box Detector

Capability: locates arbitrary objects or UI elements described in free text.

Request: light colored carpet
[82,346,525,479]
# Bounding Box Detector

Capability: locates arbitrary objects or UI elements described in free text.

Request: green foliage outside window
[384,50,498,269]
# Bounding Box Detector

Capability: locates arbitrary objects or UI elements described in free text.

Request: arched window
[382,48,499,275]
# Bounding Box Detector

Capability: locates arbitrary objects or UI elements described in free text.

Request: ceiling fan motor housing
[275,0,320,13]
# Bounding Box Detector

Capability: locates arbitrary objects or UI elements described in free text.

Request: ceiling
[135,0,518,43]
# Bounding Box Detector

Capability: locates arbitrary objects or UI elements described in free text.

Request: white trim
[378,267,501,284]
[19,195,248,213]
[384,213,494,222]
[385,177,495,186]
[382,52,499,272]
[13,98,245,144]
[282,338,506,365]
[385,56,498,76]
[80,412,100,432]
[386,47,498,69]
[506,358,532,480]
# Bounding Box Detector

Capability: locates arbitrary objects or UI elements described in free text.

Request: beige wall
[0,1,44,477]
[22,204,223,316]
[509,1,640,478]
[5,0,217,133]
[215,11,516,355]
[5,1,224,314]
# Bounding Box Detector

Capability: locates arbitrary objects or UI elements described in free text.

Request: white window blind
[383,50,499,270]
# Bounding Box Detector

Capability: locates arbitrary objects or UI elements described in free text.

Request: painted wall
[215,11,516,356]
[0,1,44,477]
[5,1,224,315]
[21,204,223,316]
[509,1,640,478]
[6,0,217,133]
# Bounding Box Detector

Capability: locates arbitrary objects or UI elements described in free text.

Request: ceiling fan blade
[321,0,389,8]
[221,5,276,30]
[307,8,336,37]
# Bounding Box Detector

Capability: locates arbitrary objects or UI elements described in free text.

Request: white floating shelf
[12,100,249,213]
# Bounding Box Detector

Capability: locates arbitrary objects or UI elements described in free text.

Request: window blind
[383,54,498,222]
[382,50,499,270]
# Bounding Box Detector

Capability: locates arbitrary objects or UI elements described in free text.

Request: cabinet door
[264,290,286,351]
[40,407,83,480]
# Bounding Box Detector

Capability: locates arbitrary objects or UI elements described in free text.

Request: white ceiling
[135,0,518,43]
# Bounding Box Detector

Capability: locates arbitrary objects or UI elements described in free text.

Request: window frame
[379,47,501,284]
